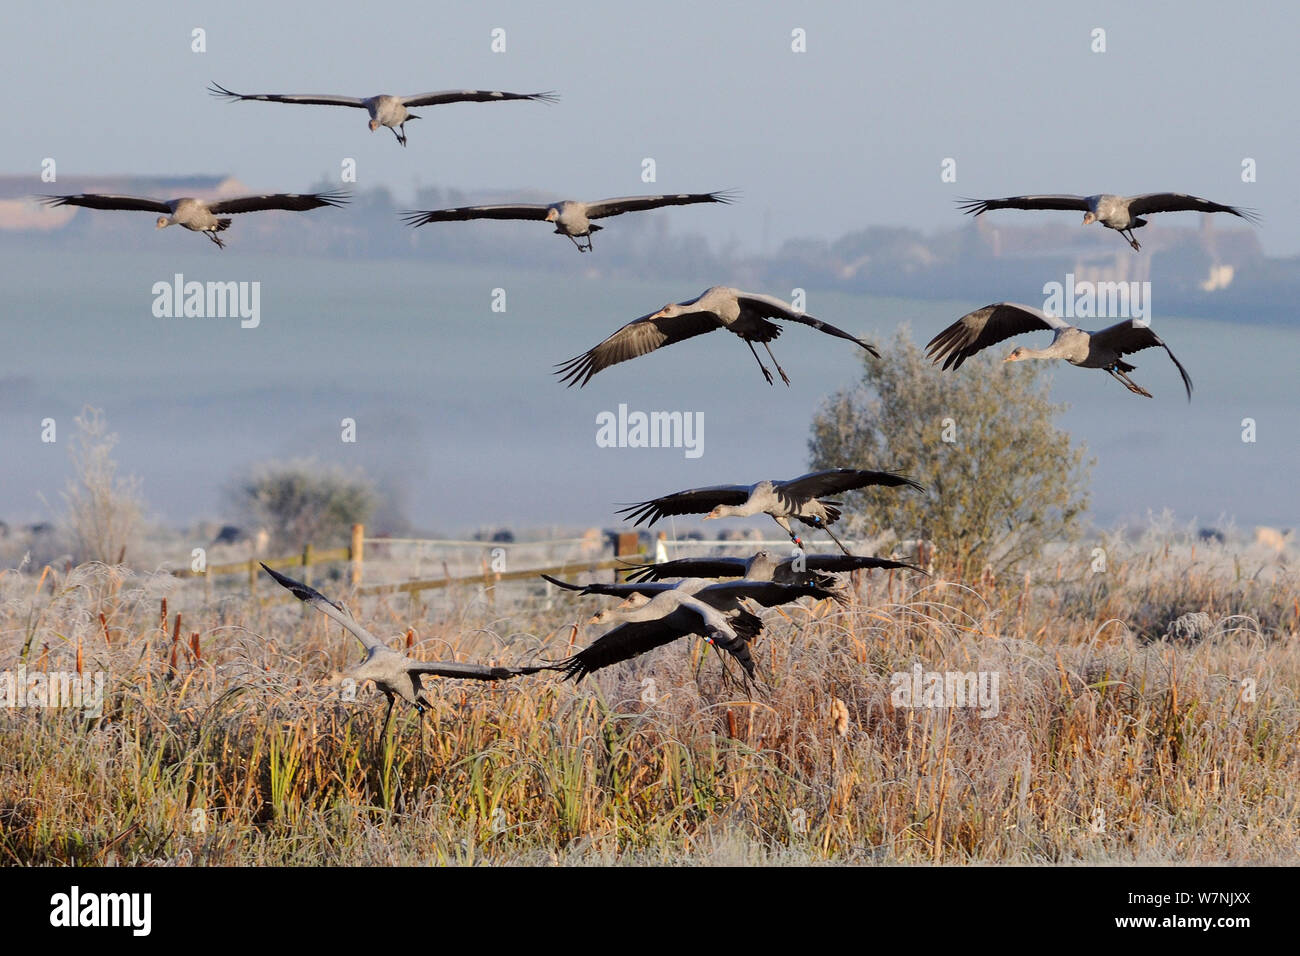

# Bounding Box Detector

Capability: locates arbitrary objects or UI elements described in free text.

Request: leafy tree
[808,327,1092,579]
[228,459,376,552]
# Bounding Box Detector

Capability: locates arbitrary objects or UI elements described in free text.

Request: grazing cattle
[210,525,270,553]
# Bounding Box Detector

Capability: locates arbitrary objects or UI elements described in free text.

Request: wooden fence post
[300,544,314,618]
[615,532,640,581]
[350,523,364,588]
[482,554,495,607]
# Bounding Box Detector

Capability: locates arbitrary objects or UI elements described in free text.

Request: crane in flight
[617,469,924,555]
[39,189,349,248]
[926,302,1193,399]
[556,286,877,387]
[261,564,541,736]
[402,190,733,252]
[957,192,1259,250]
[209,82,557,146]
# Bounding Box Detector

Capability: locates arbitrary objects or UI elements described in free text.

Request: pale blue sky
[3,0,1293,254]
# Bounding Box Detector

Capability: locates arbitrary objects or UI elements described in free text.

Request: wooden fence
[171,524,646,600]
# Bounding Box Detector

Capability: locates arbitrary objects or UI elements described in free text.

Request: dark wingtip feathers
[554,351,597,388]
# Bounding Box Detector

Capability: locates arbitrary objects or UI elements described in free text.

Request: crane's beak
[1082,212,1096,225]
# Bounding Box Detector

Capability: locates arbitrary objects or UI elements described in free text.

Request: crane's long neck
[716,498,763,519]
[615,592,670,622]
[1011,345,1058,361]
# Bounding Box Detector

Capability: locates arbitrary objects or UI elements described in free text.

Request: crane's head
[588,593,650,625]
[368,118,380,132]
[1003,346,1028,363]
[704,504,731,520]
[545,207,560,223]
[652,302,685,320]
[1082,211,1097,225]
[155,216,172,230]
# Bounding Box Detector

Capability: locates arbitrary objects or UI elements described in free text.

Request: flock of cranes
[38,70,1260,728]
[260,465,933,728]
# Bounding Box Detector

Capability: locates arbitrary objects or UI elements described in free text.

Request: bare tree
[61,406,143,564]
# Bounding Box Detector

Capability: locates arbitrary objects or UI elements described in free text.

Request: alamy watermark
[890,663,1000,718]
[49,886,150,936]
[151,273,261,328]
[1042,275,1150,324]
[1,666,104,717]
[596,403,703,459]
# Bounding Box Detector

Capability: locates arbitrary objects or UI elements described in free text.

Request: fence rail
[170,524,650,598]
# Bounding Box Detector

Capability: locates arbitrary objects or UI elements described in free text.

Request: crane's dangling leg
[379,691,396,742]
[746,341,775,384]
[391,123,408,147]
[1125,218,1148,251]
[416,699,430,745]
[564,233,588,253]
[205,230,225,249]
[1105,365,1152,398]
[772,514,800,547]
[761,341,792,386]
[812,516,854,556]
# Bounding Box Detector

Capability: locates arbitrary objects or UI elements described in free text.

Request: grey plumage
[556,286,878,386]
[402,191,734,251]
[617,469,924,555]
[210,82,557,146]
[537,577,840,682]
[617,549,925,587]
[957,192,1259,250]
[39,189,349,248]
[261,563,540,734]
[926,302,1192,399]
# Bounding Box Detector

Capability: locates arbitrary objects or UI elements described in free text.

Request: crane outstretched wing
[956,195,1090,216]
[1091,320,1194,400]
[776,469,924,499]
[1126,193,1259,224]
[736,292,879,357]
[208,190,350,214]
[401,89,559,107]
[584,190,736,220]
[555,309,720,387]
[926,302,1068,370]
[616,483,753,526]
[261,563,383,651]
[400,203,551,227]
[209,83,367,108]
[39,193,172,214]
